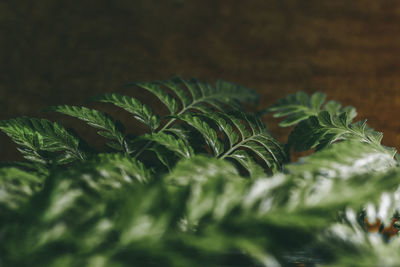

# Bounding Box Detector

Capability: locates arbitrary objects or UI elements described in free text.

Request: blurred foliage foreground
[0,77,399,266]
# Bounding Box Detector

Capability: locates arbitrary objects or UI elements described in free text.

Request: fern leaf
[165,155,240,186]
[166,156,247,225]
[188,78,257,112]
[128,77,257,116]
[158,79,191,108]
[287,140,397,179]
[288,111,395,153]
[317,206,400,266]
[46,105,126,150]
[265,142,398,213]
[240,141,279,170]
[137,132,194,159]
[226,150,261,175]
[91,78,258,160]
[42,153,150,221]
[266,91,357,127]
[148,145,177,170]
[199,112,239,148]
[178,113,224,156]
[215,79,259,104]
[0,117,84,164]
[86,153,151,184]
[0,165,47,210]
[164,125,191,141]
[219,112,285,171]
[177,112,285,172]
[127,81,179,114]
[89,93,160,131]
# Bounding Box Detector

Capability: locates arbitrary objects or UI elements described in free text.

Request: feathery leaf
[266,91,357,127]
[45,105,126,150]
[288,111,395,153]
[89,93,160,131]
[136,132,194,159]
[0,117,84,164]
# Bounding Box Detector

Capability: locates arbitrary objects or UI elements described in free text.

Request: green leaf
[324,100,342,116]
[279,111,310,127]
[197,112,239,148]
[3,79,400,267]
[45,105,125,149]
[148,145,177,171]
[178,113,224,156]
[288,111,395,154]
[162,77,258,114]
[219,112,286,172]
[158,79,191,108]
[86,153,151,184]
[286,140,397,178]
[266,91,358,127]
[137,132,194,159]
[219,111,252,140]
[165,155,239,186]
[216,79,259,104]
[0,117,84,164]
[226,150,261,175]
[174,111,285,173]
[0,165,47,210]
[310,92,326,110]
[128,81,179,114]
[89,93,160,131]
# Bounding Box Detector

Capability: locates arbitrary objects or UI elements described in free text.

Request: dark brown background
[1,0,400,161]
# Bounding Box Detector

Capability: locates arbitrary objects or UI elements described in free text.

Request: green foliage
[137,132,194,159]
[0,80,399,266]
[89,93,161,132]
[176,111,285,172]
[0,117,84,164]
[45,105,127,151]
[287,110,394,154]
[266,91,357,127]
[0,163,48,211]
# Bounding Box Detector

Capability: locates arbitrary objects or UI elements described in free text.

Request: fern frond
[0,165,47,210]
[178,113,224,156]
[165,155,240,186]
[89,93,160,131]
[316,205,400,266]
[246,141,399,214]
[129,81,180,114]
[42,153,151,222]
[176,112,285,172]
[148,145,178,170]
[222,111,285,167]
[266,91,357,127]
[288,110,396,153]
[221,112,285,171]
[83,153,151,185]
[2,144,398,266]
[0,117,84,164]
[124,77,258,128]
[149,77,258,112]
[3,78,399,267]
[165,155,247,225]
[158,78,192,108]
[226,150,256,173]
[286,140,397,178]
[90,78,256,135]
[136,132,194,159]
[45,105,126,151]
[201,112,240,147]
[89,78,258,162]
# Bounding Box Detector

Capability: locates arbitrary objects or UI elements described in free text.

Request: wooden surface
[1,1,400,161]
